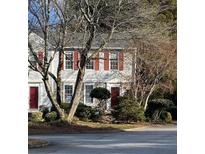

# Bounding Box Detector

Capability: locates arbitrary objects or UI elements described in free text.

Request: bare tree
[66,0,165,123]
[28,0,76,119]
[128,40,176,111]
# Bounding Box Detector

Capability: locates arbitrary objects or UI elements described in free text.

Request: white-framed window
[86,53,94,69]
[86,59,94,69]
[65,85,73,103]
[110,52,118,70]
[65,52,73,69]
[85,85,94,103]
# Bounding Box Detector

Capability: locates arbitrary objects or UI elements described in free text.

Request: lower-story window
[65,85,73,103]
[85,85,93,103]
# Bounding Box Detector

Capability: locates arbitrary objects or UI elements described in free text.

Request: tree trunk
[67,25,96,123]
[43,78,66,119]
[56,50,63,105]
[67,67,85,123]
[143,84,156,111]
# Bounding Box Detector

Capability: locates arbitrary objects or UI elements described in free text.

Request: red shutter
[95,52,99,71]
[104,51,109,70]
[74,51,79,70]
[61,52,64,70]
[119,52,124,71]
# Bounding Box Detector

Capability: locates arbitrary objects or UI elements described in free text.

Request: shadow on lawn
[28,121,125,135]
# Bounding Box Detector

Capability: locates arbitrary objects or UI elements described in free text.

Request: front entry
[111,87,120,108]
[29,87,38,109]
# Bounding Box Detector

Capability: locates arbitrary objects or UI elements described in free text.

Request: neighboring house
[28,33,133,112]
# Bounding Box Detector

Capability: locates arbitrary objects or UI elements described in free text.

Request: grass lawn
[75,121,145,129]
[28,120,176,134]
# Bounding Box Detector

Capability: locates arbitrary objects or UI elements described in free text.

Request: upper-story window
[65,85,73,103]
[110,52,118,70]
[65,52,73,69]
[86,59,94,69]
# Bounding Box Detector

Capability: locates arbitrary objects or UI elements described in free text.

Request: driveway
[29,126,177,154]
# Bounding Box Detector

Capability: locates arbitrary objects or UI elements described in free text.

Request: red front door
[111,87,120,108]
[29,87,38,109]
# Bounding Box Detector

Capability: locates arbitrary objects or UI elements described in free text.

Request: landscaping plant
[90,87,111,111]
[31,111,44,122]
[112,96,145,123]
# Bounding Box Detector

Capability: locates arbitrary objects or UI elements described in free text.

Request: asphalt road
[29,126,177,154]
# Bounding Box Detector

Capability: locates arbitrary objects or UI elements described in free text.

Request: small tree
[90,87,111,111]
[112,96,145,122]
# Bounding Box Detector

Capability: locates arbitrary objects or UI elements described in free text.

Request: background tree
[128,40,176,111]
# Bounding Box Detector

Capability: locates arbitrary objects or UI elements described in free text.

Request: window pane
[65,85,73,103]
[110,53,118,70]
[65,52,73,69]
[85,85,93,103]
[86,60,94,69]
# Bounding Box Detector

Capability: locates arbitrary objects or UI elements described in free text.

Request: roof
[65,32,134,49]
[28,32,53,52]
[29,31,135,50]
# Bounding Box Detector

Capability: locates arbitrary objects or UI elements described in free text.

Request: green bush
[90,108,104,122]
[90,87,111,111]
[31,112,43,122]
[75,103,92,119]
[160,111,172,123]
[75,103,102,121]
[90,87,111,100]
[60,103,70,113]
[45,111,58,122]
[112,96,145,122]
[145,99,174,120]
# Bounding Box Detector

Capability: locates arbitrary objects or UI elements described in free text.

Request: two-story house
[28,33,133,112]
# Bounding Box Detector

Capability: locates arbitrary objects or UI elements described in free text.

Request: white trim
[64,51,74,70]
[84,83,95,105]
[63,82,75,103]
[86,52,95,70]
[109,52,119,71]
